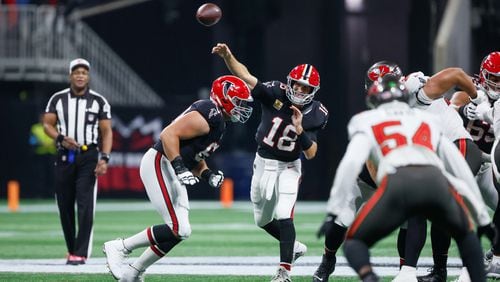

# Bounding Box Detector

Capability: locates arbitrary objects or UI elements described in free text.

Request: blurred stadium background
[0,0,499,202]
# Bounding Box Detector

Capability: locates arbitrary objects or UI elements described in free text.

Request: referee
[43,58,112,265]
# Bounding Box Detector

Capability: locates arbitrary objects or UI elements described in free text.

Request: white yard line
[0,256,463,277]
[0,201,327,213]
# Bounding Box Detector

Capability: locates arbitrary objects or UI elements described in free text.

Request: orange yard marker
[220,178,234,208]
[7,180,20,212]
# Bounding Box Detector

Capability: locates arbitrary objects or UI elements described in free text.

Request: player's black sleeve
[252,81,282,106]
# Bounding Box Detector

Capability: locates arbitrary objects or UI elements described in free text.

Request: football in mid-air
[196,3,222,27]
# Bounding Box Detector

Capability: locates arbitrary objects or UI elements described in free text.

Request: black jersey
[253,81,328,162]
[153,99,226,169]
[458,103,495,154]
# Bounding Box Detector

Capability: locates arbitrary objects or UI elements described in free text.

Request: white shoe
[486,255,500,279]
[271,266,291,282]
[452,267,471,282]
[103,238,131,280]
[392,265,417,282]
[119,264,145,282]
[292,241,307,263]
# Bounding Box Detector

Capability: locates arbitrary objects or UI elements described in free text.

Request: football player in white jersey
[334,76,488,282]
[313,61,484,282]
[450,51,500,280]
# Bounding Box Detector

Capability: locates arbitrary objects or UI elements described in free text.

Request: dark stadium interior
[1,0,499,200]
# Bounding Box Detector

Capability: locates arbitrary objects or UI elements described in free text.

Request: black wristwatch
[100,153,110,163]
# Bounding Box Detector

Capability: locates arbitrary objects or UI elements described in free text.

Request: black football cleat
[417,267,447,282]
[312,254,336,282]
[362,273,379,282]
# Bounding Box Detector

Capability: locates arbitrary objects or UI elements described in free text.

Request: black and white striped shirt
[45,88,112,146]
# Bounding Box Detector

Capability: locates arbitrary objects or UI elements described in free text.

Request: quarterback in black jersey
[103,75,253,281]
[213,43,328,282]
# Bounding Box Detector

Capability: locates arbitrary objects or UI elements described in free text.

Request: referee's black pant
[54,146,98,258]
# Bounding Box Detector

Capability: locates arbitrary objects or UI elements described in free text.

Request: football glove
[201,169,224,188]
[316,213,337,239]
[171,156,199,186]
[477,223,498,246]
[463,103,479,120]
[474,101,493,123]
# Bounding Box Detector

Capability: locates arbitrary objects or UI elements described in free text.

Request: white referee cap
[69,58,90,74]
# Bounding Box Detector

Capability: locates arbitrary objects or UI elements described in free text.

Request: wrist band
[56,134,65,143]
[171,156,188,174]
[458,105,467,117]
[100,153,110,163]
[201,169,212,182]
[297,133,313,150]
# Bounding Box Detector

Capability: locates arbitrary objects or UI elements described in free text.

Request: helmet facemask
[481,70,500,100]
[286,78,318,105]
[229,96,253,123]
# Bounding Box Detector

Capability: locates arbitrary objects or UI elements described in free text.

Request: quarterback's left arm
[95,119,112,176]
[291,105,317,159]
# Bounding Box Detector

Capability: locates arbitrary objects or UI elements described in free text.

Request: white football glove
[475,101,493,123]
[207,170,224,188]
[404,71,428,94]
[464,103,479,120]
[177,171,199,186]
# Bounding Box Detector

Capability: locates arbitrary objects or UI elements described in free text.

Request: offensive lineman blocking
[102,75,253,281]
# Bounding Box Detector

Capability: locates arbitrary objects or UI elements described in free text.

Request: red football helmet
[479,51,500,100]
[210,75,253,123]
[365,61,403,90]
[286,64,320,105]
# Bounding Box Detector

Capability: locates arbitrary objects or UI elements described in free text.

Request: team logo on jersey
[208,108,219,119]
[273,99,283,110]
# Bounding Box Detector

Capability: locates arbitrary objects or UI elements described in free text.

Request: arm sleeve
[438,136,491,226]
[252,81,281,106]
[326,133,372,216]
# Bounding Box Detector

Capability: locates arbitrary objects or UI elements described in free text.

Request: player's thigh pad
[274,161,301,220]
[140,149,191,238]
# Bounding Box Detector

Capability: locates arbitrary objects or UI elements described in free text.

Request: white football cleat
[392,265,417,282]
[271,266,291,282]
[486,255,500,279]
[103,238,131,280]
[452,267,471,282]
[292,241,307,263]
[120,264,145,282]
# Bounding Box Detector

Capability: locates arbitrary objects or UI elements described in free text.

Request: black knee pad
[152,224,180,244]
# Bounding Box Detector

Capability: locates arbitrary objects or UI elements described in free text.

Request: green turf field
[0,199,486,281]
